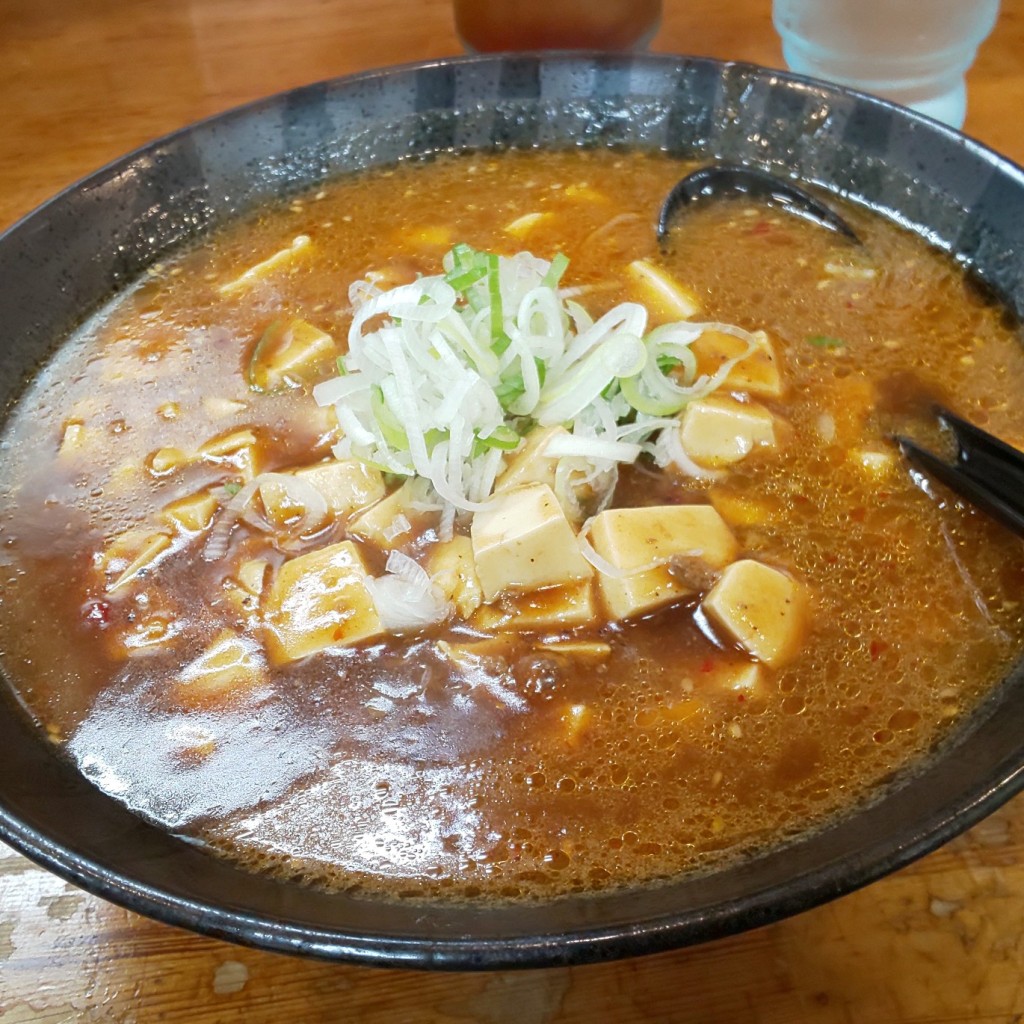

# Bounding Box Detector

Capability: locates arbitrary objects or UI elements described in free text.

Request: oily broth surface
[1,149,1023,902]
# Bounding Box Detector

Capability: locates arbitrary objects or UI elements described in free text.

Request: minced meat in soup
[1,149,1022,902]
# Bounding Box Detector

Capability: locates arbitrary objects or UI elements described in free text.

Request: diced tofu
[494,425,570,493]
[702,559,806,668]
[160,492,218,534]
[203,396,248,419]
[248,318,336,393]
[426,536,484,619]
[589,505,738,621]
[849,447,896,480]
[708,487,778,527]
[264,540,384,663]
[101,530,172,594]
[257,474,340,534]
[221,558,270,621]
[560,703,592,746]
[692,329,782,398]
[404,225,452,248]
[58,420,87,456]
[504,212,552,238]
[236,558,269,597]
[626,259,701,320]
[176,631,266,703]
[471,580,596,631]
[232,445,263,482]
[347,480,420,550]
[117,613,181,658]
[219,234,311,296]
[198,429,264,482]
[292,459,385,519]
[535,639,611,659]
[147,447,190,476]
[705,660,766,700]
[564,183,608,203]
[494,426,608,523]
[634,698,703,729]
[826,376,877,445]
[679,395,776,469]
[436,635,517,669]
[198,429,258,458]
[470,483,592,601]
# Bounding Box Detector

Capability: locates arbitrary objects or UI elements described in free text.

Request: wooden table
[2,2,1024,1020]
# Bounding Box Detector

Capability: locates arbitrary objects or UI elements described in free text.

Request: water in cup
[772,0,1000,128]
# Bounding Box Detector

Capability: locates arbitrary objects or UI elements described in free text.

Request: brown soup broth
[1,149,1023,902]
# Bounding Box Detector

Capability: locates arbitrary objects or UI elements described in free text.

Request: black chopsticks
[894,407,1024,538]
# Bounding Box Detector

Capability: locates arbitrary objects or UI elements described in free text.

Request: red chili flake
[845,300,855,309]
[849,506,866,523]
[870,640,889,661]
[83,599,111,627]
[700,658,715,673]
[878,491,891,502]
[749,220,772,236]
[736,694,746,703]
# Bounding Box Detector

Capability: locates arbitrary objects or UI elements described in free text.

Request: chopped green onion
[487,252,512,354]
[424,428,449,453]
[446,265,488,291]
[541,252,570,290]
[371,385,410,450]
[808,334,845,348]
[495,374,526,406]
[223,481,242,496]
[477,424,521,450]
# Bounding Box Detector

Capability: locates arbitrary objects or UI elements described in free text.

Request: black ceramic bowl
[2,54,1024,970]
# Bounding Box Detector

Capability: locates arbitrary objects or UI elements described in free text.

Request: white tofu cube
[703,661,766,701]
[219,234,311,296]
[176,631,266,704]
[470,483,592,602]
[692,329,782,398]
[494,426,570,493]
[347,480,419,550]
[504,211,552,238]
[589,505,738,621]
[264,540,383,663]
[702,559,806,668]
[848,448,896,481]
[679,396,776,469]
[426,536,484,619]
[626,260,701,320]
[293,459,385,518]
[159,492,218,534]
[471,580,596,631]
[560,702,592,746]
[101,530,172,594]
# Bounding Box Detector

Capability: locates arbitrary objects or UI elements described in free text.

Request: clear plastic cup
[772,0,999,129]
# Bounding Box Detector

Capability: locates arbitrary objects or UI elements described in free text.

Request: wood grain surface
[2,2,1024,1021]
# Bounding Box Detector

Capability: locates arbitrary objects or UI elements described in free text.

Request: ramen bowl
[1,53,1023,969]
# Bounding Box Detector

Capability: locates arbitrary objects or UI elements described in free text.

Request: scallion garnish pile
[313,245,754,512]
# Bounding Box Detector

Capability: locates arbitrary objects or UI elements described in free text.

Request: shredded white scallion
[314,245,757,511]
[366,549,452,632]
